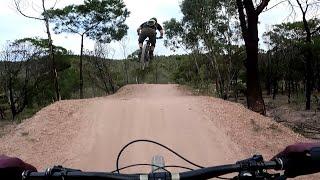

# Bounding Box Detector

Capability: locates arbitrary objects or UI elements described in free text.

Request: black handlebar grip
[282,147,320,178]
[310,147,320,160]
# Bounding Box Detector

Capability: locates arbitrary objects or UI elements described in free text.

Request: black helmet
[150,17,157,23]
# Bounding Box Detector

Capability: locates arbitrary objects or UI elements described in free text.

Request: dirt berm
[0,84,318,179]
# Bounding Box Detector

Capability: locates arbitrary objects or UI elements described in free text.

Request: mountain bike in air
[140,37,163,70]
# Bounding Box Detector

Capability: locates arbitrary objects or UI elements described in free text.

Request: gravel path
[0,84,317,179]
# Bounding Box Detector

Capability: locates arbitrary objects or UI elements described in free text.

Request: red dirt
[0,84,318,179]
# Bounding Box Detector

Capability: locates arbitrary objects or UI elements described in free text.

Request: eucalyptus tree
[165,0,222,86]
[48,0,129,98]
[0,40,42,120]
[235,0,272,115]
[288,0,320,110]
[180,0,222,80]
[164,18,201,74]
[264,19,320,106]
[165,0,241,99]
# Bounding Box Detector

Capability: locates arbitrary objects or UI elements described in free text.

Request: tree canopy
[48,0,130,42]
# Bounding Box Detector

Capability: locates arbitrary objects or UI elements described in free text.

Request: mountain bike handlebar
[180,155,283,179]
[22,155,285,180]
[21,144,320,180]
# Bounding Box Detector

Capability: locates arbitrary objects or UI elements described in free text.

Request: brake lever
[234,155,286,180]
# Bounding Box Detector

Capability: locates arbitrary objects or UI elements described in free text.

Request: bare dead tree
[86,50,110,95]
[13,0,61,101]
[87,42,116,95]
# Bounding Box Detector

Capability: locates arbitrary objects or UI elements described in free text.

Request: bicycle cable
[111,163,171,173]
[115,139,205,174]
[115,139,232,180]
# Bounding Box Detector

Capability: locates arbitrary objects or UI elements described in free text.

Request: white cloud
[0,0,183,58]
[1,0,309,58]
[123,0,182,30]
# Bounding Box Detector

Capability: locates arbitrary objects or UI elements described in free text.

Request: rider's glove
[272,142,320,178]
[0,155,37,180]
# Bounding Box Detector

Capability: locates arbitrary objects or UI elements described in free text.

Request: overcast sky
[0,0,300,59]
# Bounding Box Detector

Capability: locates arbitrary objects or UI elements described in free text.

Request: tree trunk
[191,52,200,74]
[8,76,17,120]
[236,0,266,115]
[124,60,129,84]
[103,81,110,95]
[245,38,266,114]
[155,62,159,84]
[235,76,239,102]
[265,52,272,95]
[16,65,29,114]
[288,79,291,104]
[215,80,219,95]
[0,107,4,120]
[295,0,314,110]
[272,79,278,100]
[317,58,320,92]
[316,61,320,92]
[266,58,272,96]
[43,0,60,101]
[108,75,115,93]
[93,57,110,95]
[91,85,96,98]
[305,45,313,110]
[80,34,84,99]
[244,17,266,114]
[295,81,299,96]
[98,66,110,95]
[302,16,313,110]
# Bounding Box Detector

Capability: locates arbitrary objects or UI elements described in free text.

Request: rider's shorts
[138,27,157,47]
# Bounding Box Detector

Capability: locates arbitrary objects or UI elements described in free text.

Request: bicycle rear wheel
[140,44,148,70]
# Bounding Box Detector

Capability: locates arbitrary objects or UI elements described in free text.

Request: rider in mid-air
[137,17,164,60]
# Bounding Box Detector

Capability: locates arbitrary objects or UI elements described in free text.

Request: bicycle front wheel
[140,44,148,70]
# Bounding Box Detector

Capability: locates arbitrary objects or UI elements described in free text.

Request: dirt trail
[0,84,317,178]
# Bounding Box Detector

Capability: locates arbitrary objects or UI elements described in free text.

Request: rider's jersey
[139,21,163,31]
